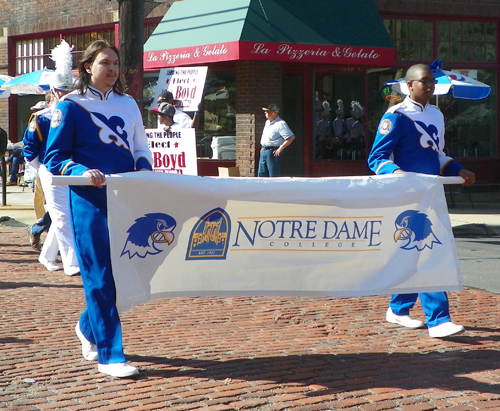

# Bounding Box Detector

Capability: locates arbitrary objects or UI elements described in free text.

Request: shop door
[281,74,304,177]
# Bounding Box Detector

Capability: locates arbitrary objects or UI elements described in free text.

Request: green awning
[144,0,394,69]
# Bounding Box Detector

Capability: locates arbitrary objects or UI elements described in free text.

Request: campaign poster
[146,128,198,176]
[154,66,208,111]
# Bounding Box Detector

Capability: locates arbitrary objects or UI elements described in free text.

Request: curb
[453,223,500,238]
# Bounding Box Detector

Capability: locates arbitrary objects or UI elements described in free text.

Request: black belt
[262,146,279,150]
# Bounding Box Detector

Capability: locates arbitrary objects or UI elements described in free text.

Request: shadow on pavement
[0,281,82,290]
[0,337,33,344]
[126,350,500,395]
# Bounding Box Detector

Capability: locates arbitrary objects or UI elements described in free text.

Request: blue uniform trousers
[70,186,126,364]
[389,292,451,328]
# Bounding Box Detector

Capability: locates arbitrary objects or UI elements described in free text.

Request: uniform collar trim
[88,86,114,100]
[406,97,429,112]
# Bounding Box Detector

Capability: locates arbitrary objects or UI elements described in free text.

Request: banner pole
[51,175,110,186]
[439,176,465,185]
[51,175,466,186]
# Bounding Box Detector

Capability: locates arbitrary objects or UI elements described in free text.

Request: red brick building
[1,0,499,183]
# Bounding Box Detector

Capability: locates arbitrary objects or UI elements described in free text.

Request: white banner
[146,128,198,175]
[154,66,208,111]
[105,172,463,312]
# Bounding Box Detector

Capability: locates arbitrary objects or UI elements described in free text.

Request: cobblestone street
[1,225,500,410]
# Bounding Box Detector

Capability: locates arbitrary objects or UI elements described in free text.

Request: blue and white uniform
[23,109,51,166]
[368,97,463,176]
[23,108,79,272]
[45,86,153,364]
[368,97,463,328]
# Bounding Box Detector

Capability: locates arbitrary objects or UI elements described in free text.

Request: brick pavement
[1,225,500,411]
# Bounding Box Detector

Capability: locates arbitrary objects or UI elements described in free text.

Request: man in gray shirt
[258,104,295,177]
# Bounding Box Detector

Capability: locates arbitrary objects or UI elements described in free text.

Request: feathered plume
[322,100,331,117]
[351,101,364,119]
[49,39,74,89]
[335,99,344,116]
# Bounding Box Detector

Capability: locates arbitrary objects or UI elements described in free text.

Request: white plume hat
[335,99,344,116]
[30,101,48,111]
[322,100,330,113]
[49,39,75,90]
[351,101,364,119]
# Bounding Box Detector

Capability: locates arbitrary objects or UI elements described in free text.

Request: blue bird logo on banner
[121,213,177,259]
[394,210,441,251]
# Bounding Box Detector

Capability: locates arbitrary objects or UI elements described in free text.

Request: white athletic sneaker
[75,322,98,361]
[428,322,465,338]
[98,362,139,378]
[386,307,425,329]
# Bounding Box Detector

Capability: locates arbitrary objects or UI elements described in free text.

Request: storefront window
[313,70,365,161]
[199,70,236,159]
[142,69,236,160]
[387,18,497,64]
[65,30,115,67]
[142,72,160,128]
[380,16,498,159]
[367,68,497,158]
[385,19,433,62]
[15,37,58,74]
[15,29,116,75]
[438,21,497,62]
[441,69,497,158]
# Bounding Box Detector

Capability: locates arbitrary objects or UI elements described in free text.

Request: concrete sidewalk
[1,184,39,226]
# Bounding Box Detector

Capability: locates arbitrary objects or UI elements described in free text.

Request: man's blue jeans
[258,148,282,177]
[31,212,51,237]
[7,148,23,183]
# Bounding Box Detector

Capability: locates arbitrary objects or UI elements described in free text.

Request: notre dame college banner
[54,172,463,312]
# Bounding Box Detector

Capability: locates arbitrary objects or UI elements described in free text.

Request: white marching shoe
[98,362,139,378]
[64,265,80,276]
[75,322,98,361]
[386,307,425,329]
[428,322,465,338]
[40,259,63,272]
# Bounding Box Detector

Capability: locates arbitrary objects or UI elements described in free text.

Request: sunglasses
[412,78,438,86]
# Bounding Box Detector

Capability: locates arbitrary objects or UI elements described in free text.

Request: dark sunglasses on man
[411,78,438,86]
